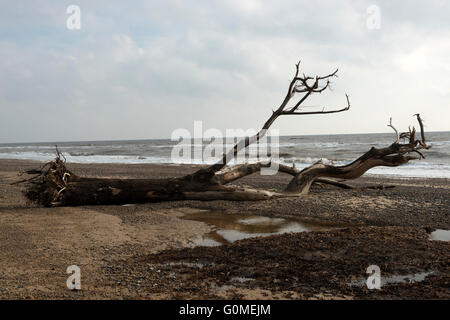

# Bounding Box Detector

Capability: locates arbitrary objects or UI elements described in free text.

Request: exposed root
[19,147,75,206]
[11,60,432,207]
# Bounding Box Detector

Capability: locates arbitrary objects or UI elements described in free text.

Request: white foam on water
[0,152,168,164]
[1,150,450,178]
[1,132,449,178]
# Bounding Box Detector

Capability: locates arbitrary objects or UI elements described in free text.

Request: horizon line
[1,130,449,145]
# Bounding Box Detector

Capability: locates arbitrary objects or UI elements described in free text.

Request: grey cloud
[0,0,449,143]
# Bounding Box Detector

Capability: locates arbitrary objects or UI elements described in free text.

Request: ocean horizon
[1,131,449,179]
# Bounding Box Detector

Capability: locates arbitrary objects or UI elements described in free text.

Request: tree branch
[388,117,399,143]
[188,61,350,183]
[214,162,357,190]
[285,116,432,194]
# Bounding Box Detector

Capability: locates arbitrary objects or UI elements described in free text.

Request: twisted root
[18,147,75,206]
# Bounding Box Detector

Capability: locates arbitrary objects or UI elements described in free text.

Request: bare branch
[286,115,431,194]
[388,117,399,143]
[317,68,339,80]
[414,113,430,149]
[282,94,350,115]
[214,162,351,188]
[188,61,350,182]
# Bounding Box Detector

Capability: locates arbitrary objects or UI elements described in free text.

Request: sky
[0,0,449,143]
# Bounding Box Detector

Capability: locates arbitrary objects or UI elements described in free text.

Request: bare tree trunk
[285,115,430,194]
[17,62,431,207]
[187,61,349,183]
[21,157,290,206]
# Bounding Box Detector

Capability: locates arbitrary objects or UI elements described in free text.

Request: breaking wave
[1,132,449,178]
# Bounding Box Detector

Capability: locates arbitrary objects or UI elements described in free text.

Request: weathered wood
[18,61,431,207]
[286,116,431,194]
[22,159,287,206]
[188,61,349,182]
[57,177,283,206]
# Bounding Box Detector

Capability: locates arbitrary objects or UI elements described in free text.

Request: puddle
[348,271,435,287]
[210,278,255,293]
[230,277,254,283]
[182,211,335,247]
[159,262,210,268]
[429,229,450,242]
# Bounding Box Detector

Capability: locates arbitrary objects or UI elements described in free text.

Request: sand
[0,159,448,299]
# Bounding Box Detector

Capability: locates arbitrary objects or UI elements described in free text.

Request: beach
[0,159,449,299]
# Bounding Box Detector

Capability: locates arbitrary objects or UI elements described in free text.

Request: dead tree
[19,61,431,207]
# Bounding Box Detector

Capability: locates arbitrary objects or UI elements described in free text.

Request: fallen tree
[18,61,431,207]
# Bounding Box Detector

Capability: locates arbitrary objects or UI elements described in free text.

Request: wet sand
[0,159,448,299]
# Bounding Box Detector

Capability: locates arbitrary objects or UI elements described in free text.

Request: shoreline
[0,159,448,299]
[1,158,450,182]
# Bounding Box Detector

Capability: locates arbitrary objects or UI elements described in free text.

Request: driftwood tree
[19,61,431,207]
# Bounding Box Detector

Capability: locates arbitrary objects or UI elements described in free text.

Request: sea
[1,132,449,179]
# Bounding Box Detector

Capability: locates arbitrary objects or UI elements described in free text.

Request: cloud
[0,0,449,143]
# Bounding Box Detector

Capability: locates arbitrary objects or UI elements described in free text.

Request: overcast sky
[0,0,449,143]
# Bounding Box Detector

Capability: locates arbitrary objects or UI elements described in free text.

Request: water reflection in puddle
[348,271,435,287]
[230,276,254,283]
[182,211,335,247]
[429,229,450,242]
